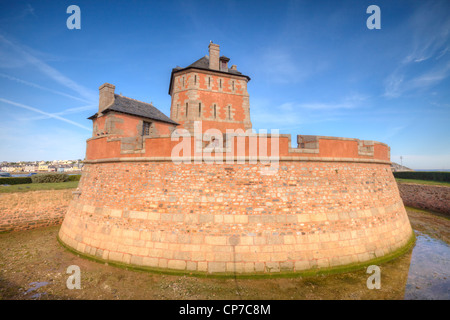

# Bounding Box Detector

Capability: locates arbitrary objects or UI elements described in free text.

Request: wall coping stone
[83,156,391,165]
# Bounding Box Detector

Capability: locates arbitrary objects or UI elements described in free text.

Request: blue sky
[0,0,449,169]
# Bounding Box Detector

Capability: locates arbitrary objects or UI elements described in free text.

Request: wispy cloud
[252,94,368,129]
[435,46,450,60]
[298,94,368,111]
[384,1,450,98]
[0,98,91,131]
[384,71,405,98]
[19,104,96,121]
[0,34,96,102]
[411,62,450,85]
[259,49,300,83]
[0,3,36,22]
[403,4,450,64]
[0,73,93,104]
[254,47,328,84]
[384,61,450,98]
[381,125,407,141]
[22,3,36,18]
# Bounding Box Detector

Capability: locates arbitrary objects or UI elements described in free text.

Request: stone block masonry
[397,182,450,215]
[0,190,73,232]
[59,160,413,274]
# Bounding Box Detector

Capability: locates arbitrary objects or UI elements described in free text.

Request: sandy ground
[0,208,447,300]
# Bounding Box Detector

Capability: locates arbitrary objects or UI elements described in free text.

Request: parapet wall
[59,159,412,274]
[85,133,390,163]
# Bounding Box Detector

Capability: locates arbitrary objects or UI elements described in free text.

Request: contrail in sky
[0,98,91,131]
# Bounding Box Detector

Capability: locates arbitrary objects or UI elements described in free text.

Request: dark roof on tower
[88,94,178,125]
[186,56,244,76]
[168,55,250,94]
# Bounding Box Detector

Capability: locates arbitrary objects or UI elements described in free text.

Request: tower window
[232,81,234,91]
[194,75,197,84]
[182,77,185,87]
[199,103,201,117]
[219,79,222,88]
[208,77,211,87]
[142,121,151,136]
[186,102,188,117]
[214,104,216,118]
[228,106,231,120]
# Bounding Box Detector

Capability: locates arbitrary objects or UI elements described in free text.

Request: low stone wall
[0,189,73,232]
[398,183,450,215]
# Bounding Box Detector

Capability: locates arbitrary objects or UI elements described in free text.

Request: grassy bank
[0,181,79,193]
[395,178,450,187]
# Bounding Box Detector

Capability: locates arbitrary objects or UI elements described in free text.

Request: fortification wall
[398,182,450,215]
[0,189,73,232]
[85,134,390,162]
[59,160,413,274]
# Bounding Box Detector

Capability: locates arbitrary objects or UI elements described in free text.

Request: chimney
[219,56,230,72]
[230,65,237,71]
[98,83,115,114]
[208,42,220,70]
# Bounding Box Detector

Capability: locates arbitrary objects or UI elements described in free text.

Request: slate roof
[186,55,244,76]
[88,94,178,125]
[168,55,250,94]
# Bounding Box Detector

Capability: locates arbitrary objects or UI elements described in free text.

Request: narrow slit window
[186,102,188,117]
[228,106,231,120]
[199,103,201,117]
[219,79,222,88]
[232,81,234,91]
[214,104,216,118]
[142,121,151,136]
[182,77,185,87]
[194,75,197,84]
[208,77,211,87]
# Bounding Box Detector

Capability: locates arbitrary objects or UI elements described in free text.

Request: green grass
[396,178,450,187]
[0,181,79,193]
[405,205,450,220]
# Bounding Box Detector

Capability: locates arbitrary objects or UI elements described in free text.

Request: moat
[0,207,448,300]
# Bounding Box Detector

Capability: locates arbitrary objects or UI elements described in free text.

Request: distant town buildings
[0,160,83,173]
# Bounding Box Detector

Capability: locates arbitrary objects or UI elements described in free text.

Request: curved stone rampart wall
[59,160,413,274]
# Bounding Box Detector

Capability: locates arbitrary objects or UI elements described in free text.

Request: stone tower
[168,42,252,134]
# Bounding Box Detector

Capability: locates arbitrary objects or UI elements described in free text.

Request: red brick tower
[168,43,252,134]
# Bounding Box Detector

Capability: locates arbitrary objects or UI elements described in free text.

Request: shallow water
[25,281,49,293]
[230,229,450,300]
[404,232,450,299]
